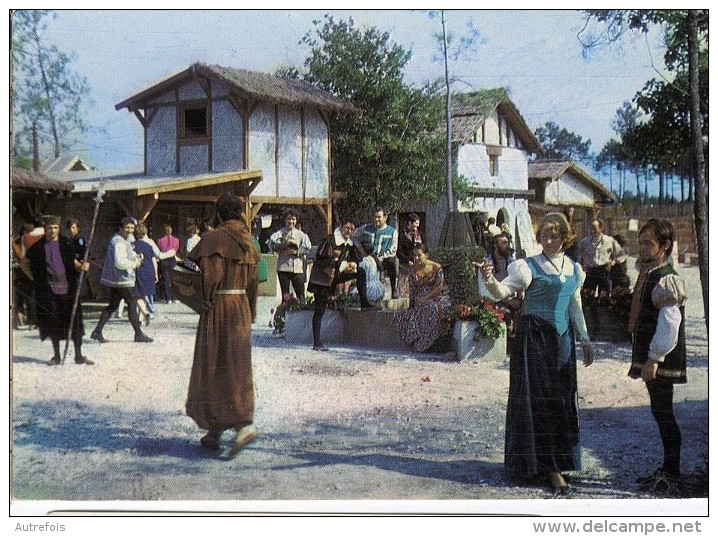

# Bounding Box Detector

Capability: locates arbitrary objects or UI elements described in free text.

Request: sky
[9,7,670,178]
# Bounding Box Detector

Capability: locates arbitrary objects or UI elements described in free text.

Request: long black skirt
[504,314,581,481]
[36,291,84,341]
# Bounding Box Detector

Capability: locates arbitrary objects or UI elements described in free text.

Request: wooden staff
[62,182,106,364]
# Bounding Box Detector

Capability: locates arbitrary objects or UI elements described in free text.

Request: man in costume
[91,217,153,343]
[185,193,260,458]
[628,219,687,495]
[25,215,93,366]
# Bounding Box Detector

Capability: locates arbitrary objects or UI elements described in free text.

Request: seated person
[393,243,452,352]
[356,238,385,305]
[355,207,400,299]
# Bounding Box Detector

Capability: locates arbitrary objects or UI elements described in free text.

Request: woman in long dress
[394,243,452,352]
[185,193,260,457]
[480,212,594,494]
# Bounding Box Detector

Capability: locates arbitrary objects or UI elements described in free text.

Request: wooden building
[114,62,355,238]
[11,167,75,233]
[37,63,355,297]
[412,89,544,256]
[528,160,616,240]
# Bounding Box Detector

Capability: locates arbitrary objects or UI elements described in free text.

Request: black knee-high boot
[312,291,329,351]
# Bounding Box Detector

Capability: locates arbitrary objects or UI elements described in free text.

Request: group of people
[478,213,687,495]
[14,201,690,487]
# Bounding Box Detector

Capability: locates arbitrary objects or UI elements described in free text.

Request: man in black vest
[627,219,687,495]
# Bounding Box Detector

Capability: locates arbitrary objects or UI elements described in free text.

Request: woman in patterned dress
[393,243,452,352]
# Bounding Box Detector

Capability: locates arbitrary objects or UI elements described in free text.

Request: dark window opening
[489,155,499,177]
[184,107,207,138]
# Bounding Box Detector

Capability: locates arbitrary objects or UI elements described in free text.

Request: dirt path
[10,265,708,515]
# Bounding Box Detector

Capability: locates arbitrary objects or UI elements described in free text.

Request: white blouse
[484,253,591,343]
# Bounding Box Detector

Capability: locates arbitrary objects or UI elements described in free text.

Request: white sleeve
[386,229,398,257]
[568,263,590,343]
[648,306,682,362]
[114,242,136,271]
[299,232,312,255]
[484,259,531,300]
[149,239,174,260]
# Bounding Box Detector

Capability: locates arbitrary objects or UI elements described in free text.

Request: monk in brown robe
[185,192,259,458]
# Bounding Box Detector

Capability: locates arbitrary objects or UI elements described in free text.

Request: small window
[183,106,207,138]
[489,154,499,177]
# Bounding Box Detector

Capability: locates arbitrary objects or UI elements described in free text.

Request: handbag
[308,238,336,289]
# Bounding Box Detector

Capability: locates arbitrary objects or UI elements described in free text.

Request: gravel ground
[9,262,708,516]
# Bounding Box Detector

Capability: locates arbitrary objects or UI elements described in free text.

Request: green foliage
[298,15,446,221]
[449,302,506,340]
[432,245,485,306]
[534,121,592,161]
[11,10,91,159]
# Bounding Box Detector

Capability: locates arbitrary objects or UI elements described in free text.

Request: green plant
[285,294,314,311]
[432,245,486,305]
[449,301,505,340]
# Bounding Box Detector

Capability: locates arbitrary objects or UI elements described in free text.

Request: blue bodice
[523,255,580,336]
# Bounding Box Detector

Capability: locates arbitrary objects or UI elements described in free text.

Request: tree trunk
[658,170,664,205]
[688,9,708,330]
[31,23,61,158]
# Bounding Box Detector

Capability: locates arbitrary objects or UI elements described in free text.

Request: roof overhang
[51,169,262,198]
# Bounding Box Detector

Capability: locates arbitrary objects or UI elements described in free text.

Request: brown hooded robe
[185,219,259,432]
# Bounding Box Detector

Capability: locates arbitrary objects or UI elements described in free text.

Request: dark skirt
[36,291,84,341]
[504,314,581,481]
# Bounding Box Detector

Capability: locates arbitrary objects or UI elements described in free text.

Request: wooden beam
[317,108,329,128]
[133,195,159,223]
[135,170,263,196]
[158,194,221,203]
[133,109,147,128]
[301,107,306,201]
[195,75,211,99]
[118,198,133,217]
[251,202,264,219]
[275,104,280,196]
[314,203,328,223]
[207,79,213,171]
[146,107,158,125]
[175,88,180,173]
[251,195,337,205]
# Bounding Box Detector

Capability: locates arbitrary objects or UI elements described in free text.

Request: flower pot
[452,320,507,364]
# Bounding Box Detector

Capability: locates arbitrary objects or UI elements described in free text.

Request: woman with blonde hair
[480,212,594,495]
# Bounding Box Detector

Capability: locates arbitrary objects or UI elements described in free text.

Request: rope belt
[215,289,246,295]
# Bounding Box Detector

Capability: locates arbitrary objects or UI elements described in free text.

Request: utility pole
[441,10,454,210]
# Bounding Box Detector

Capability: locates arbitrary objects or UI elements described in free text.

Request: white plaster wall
[180,144,208,174]
[304,110,329,198]
[212,99,243,171]
[211,83,231,99]
[544,172,595,207]
[457,145,528,191]
[178,80,207,100]
[277,106,302,198]
[484,114,500,145]
[248,102,277,196]
[146,106,176,175]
